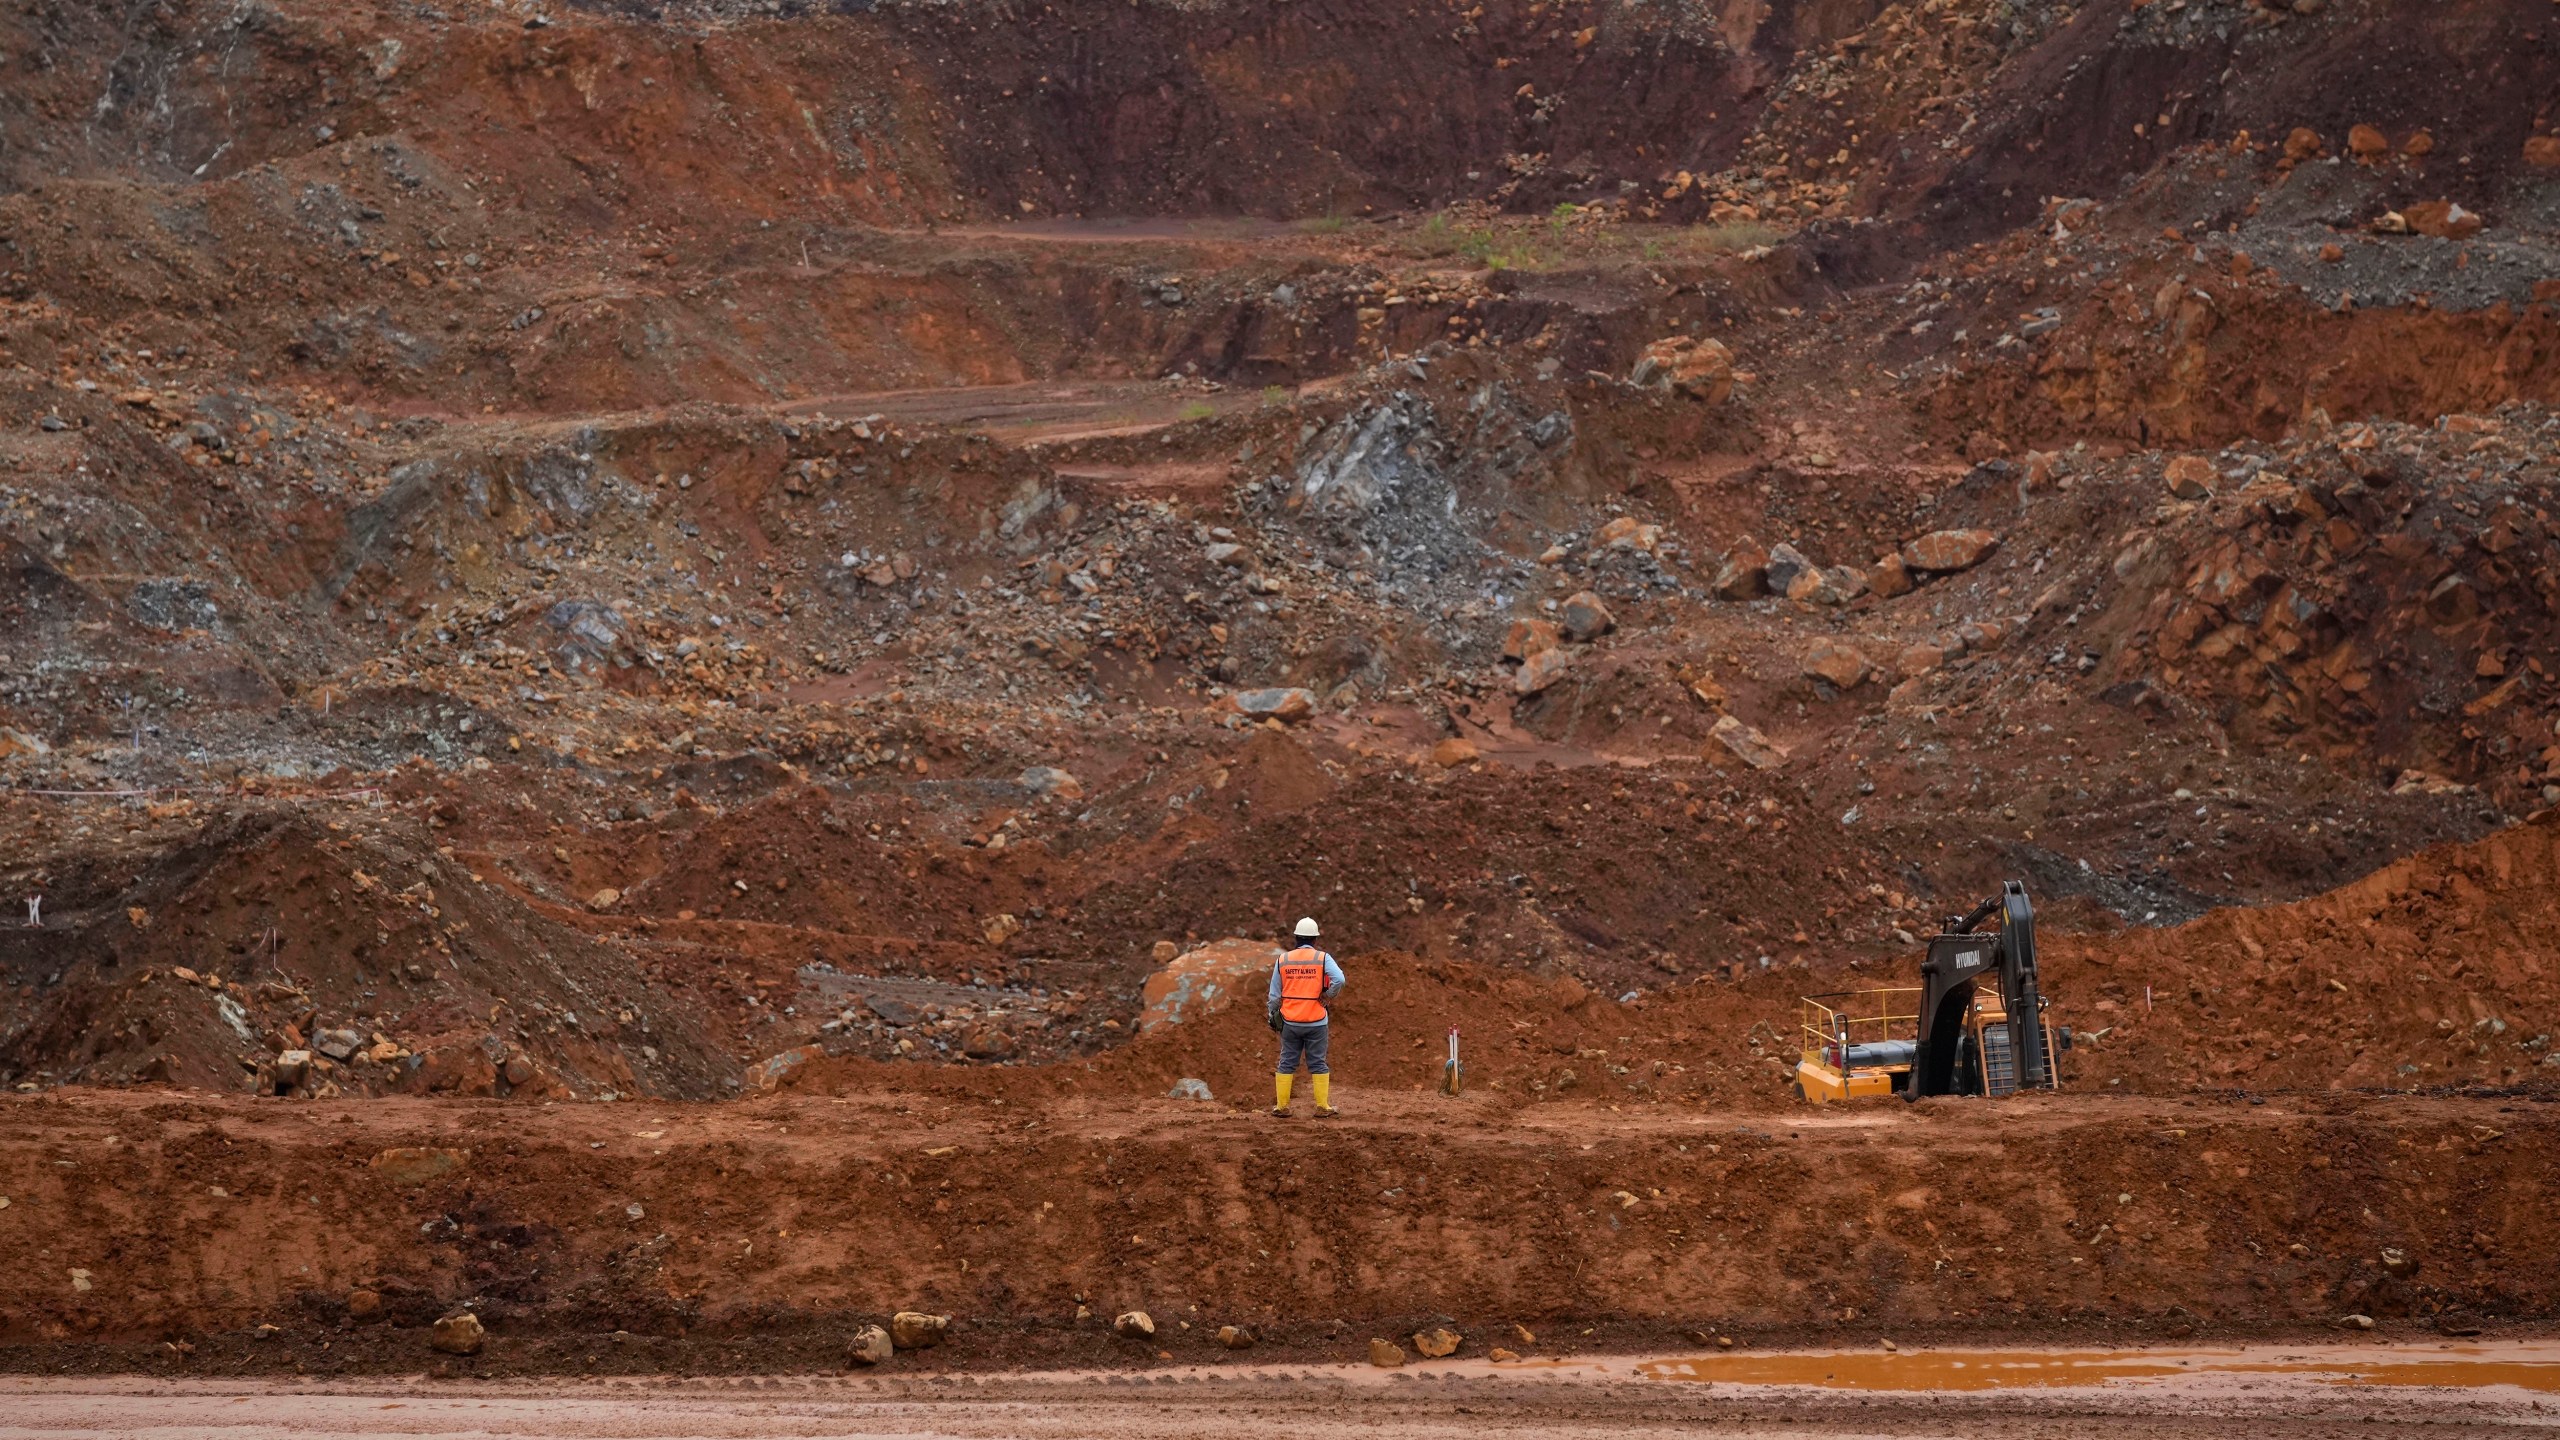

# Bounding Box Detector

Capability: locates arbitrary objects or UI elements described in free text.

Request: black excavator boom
[1909,880,2058,1099]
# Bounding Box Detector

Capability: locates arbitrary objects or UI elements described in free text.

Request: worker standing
[1268,917,1343,1118]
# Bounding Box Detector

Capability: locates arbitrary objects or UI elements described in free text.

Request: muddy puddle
[1635,1341,2560,1393]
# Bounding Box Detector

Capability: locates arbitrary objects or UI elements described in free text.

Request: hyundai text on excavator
[1794,881,2070,1103]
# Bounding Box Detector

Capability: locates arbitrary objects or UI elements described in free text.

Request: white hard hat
[1294,916,1321,938]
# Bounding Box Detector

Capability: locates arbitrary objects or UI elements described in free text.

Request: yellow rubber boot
[1272,1074,1293,1116]
[1312,1074,1334,1118]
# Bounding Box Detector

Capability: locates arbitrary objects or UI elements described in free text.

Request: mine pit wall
[0,0,1875,219]
[1925,285,2560,454]
[0,1095,2551,1354]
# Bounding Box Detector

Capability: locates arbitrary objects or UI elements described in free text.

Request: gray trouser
[1275,1020,1330,1075]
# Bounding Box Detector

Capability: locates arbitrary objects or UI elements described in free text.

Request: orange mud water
[6,1344,2558,1437]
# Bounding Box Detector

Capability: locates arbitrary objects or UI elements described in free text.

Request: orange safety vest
[1276,946,1330,1024]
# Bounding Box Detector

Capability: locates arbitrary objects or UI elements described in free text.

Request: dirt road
[6,1343,2556,1438]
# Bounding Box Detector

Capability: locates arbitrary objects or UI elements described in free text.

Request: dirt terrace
[1,1087,2551,1370]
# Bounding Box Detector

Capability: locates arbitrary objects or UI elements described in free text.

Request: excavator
[1793,880,2069,1103]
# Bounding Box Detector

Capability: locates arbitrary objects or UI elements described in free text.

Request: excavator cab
[1793,880,2069,1104]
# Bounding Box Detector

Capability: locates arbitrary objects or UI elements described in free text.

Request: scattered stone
[1225,687,1318,723]
[1488,1346,1520,1363]
[1763,542,1815,597]
[1801,642,1869,691]
[2164,455,2218,499]
[2529,135,2560,170]
[1710,714,1789,770]
[960,1028,1015,1060]
[347,1288,383,1321]
[1166,1077,1213,1101]
[1629,335,1735,404]
[2282,127,2323,162]
[889,1311,949,1349]
[1513,1323,1537,1345]
[586,887,620,912]
[1513,647,1572,696]
[1559,591,1614,642]
[1897,644,1947,679]
[1204,542,1246,566]
[2346,124,2388,161]
[1429,737,1480,767]
[982,912,1023,945]
[312,1029,362,1062]
[1217,1324,1255,1349]
[1413,1325,1461,1358]
[430,1311,486,1355]
[1867,553,1914,598]
[867,995,921,1026]
[1899,529,2001,573]
[846,1324,895,1366]
[1368,1338,1406,1367]
[2340,1313,2376,1331]
[2380,1247,2417,1277]
[1151,940,1180,963]
[1114,1310,1156,1339]
[1502,618,1561,662]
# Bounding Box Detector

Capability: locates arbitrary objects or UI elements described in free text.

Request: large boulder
[430,1312,486,1356]
[1868,553,1914,598]
[2402,199,2484,240]
[1763,543,1816,597]
[1224,687,1317,723]
[1710,714,1789,770]
[1513,647,1572,695]
[748,1043,824,1092]
[1593,515,1662,551]
[1785,565,1867,607]
[890,1311,950,1349]
[845,1325,895,1366]
[1899,529,2001,573]
[1139,939,1282,1033]
[1630,336,1736,404]
[1502,618,1561,662]
[1711,543,1769,600]
[1559,591,1615,642]
[1801,642,1870,690]
[2164,455,2217,499]
[370,1146,466,1188]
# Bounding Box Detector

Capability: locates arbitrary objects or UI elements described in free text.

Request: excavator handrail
[1799,988,1921,1066]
